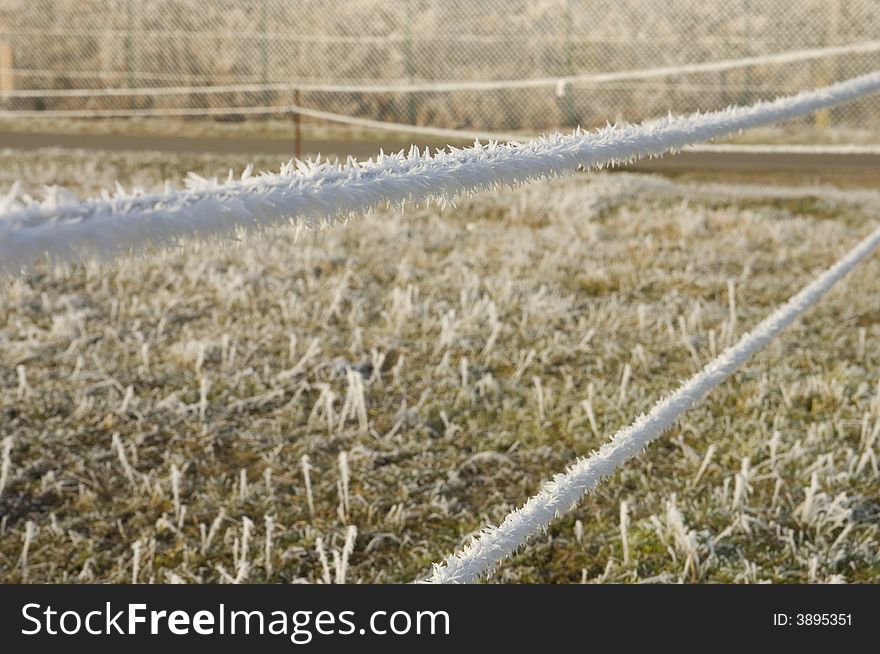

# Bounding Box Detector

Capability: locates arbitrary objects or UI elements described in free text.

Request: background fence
[1,0,879,140]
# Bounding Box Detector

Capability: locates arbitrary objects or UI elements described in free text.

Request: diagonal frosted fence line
[423,221,880,584]
[2,71,880,272]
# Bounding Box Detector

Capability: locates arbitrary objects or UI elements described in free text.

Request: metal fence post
[815,0,840,129]
[404,0,417,125]
[294,88,301,160]
[125,0,134,109]
[563,0,577,129]
[0,35,13,102]
[261,0,270,107]
[741,0,752,105]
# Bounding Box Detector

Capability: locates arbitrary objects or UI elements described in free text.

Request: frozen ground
[0,148,878,583]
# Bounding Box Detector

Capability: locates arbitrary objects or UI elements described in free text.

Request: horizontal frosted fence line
[0,26,796,48]
[0,103,519,142]
[622,175,880,208]
[0,67,247,84]
[685,143,880,155]
[282,106,520,142]
[5,40,880,98]
[0,26,558,45]
[6,104,880,156]
[2,72,880,272]
[424,220,880,584]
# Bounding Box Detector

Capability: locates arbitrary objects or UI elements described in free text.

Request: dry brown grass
[1,148,878,583]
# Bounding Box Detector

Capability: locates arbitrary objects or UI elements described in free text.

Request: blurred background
[1,0,879,145]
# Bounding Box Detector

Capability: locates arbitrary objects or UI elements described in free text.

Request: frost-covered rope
[4,39,879,98]
[2,71,880,272]
[424,221,880,583]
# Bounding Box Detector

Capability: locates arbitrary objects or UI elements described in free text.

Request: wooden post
[814,68,831,129]
[740,0,752,106]
[260,0,270,107]
[125,0,135,109]
[403,0,416,125]
[562,0,577,129]
[294,88,302,160]
[815,1,839,129]
[0,39,12,101]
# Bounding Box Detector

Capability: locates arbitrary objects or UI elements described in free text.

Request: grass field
[1,148,878,583]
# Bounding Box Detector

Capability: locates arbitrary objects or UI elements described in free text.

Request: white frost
[423,221,880,583]
[2,72,880,272]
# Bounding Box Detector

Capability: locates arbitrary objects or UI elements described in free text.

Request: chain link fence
[1,0,879,140]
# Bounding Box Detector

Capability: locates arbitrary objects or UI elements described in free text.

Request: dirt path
[3,129,879,186]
